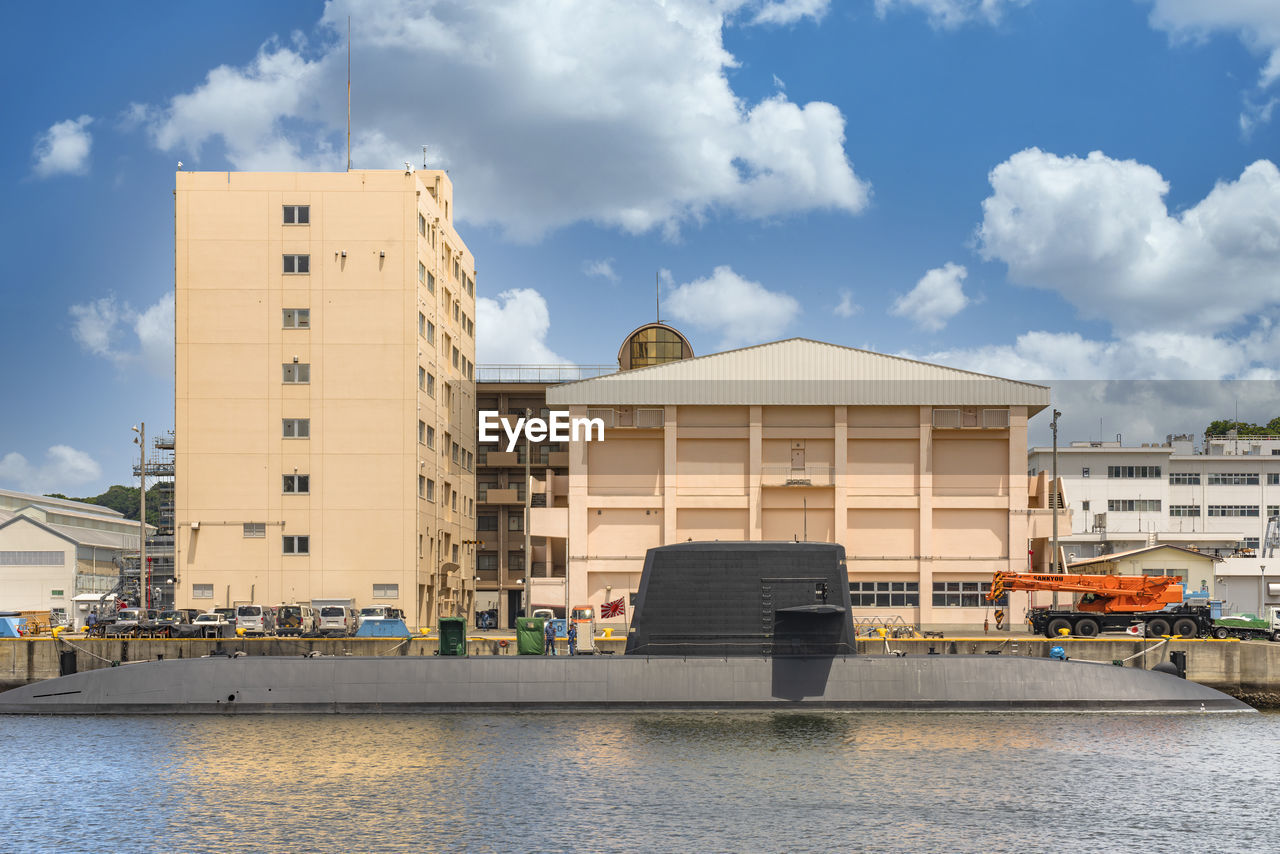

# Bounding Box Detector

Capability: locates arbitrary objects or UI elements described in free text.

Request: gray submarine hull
[0,653,1251,714]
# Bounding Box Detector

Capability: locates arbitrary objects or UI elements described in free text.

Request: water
[2,711,1274,853]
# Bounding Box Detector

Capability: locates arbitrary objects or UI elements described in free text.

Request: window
[0,551,64,566]
[426,271,435,294]
[1208,473,1259,485]
[1208,505,1260,517]
[426,425,435,449]
[848,581,919,607]
[282,418,310,438]
[1081,500,1090,512]
[1243,538,1260,550]
[451,442,460,465]
[418,475,426,498]
[478,553,498,571]
[282,363,310,383]
[464,450,473,471]
[1169,472,1200,485]
[932,580,1002,607]
[454,258,460,280]
[418,420,426,444]
[1081,467,1090,478]
[1107,499,1162,512]
[425,479,435,502]
[1268,473,1280,485]
[192,584,214,599]
[1107,465,1161,478]
[454,302,460,323]
[419,312,426,337]
[425,320,435,344]
[419,261,427,284]
[452,346,460,370]
[243,523,266,538]
[451,490,458,511]
[508,514,523,532]
[1169,505,1201,517]
[283,205,310,224]
[1269,505,1280,518]
[283,308,310,328]
[426,373,435,397]
[418,212,426,235]
[282,535,310,554]
[478,515,498,531]
[283,254,310,274]
[373,583,399,599]
[283,474,310,494]
[452,543,459,563]
[508,551,525,572]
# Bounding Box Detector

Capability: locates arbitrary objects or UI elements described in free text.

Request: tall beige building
[174,169,477,626]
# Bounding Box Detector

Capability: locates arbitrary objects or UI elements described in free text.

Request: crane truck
[987,571,1217,639]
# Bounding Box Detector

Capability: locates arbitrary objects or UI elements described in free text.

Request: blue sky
[4,0,1280,496]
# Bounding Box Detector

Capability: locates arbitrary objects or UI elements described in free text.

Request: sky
[4,0,1280,496]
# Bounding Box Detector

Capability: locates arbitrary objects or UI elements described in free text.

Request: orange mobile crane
[987,571,1213,639]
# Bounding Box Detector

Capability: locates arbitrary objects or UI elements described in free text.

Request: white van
[275,603,317,636]
[318,605,356,636]
[236,604,274,636]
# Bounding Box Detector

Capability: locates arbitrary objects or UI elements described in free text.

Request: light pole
[132,423,147,613]
[1050,409,1061,610]
[524,407,532,618]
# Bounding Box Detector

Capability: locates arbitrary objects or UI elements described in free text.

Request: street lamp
[524,407,532,620]
[132,423,147,613]
[1050,409,1061,610]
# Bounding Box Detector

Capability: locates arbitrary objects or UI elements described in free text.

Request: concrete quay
[4,635,1280,706]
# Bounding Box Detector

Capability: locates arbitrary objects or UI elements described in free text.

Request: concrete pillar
[749,405,763,540]
[917,406,934,626]
[663,405,677,544]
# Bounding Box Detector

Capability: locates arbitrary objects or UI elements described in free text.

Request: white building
[0,489,147,627]
[1028,434,1280,613]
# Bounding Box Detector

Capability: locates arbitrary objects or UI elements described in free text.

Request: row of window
[1086,501,1274,518]
[1105,466,1162,478]
[1107,499,1162,512]
[847,581,1007,608]
[1091,471,1280,486]
[192,581,401,600]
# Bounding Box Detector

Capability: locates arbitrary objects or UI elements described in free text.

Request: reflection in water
[2,712,1278,852]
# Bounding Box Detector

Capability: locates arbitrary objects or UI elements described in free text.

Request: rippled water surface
[2,711,1275,852]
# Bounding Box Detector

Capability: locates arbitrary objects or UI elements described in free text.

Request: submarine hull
[0,654,1251,714]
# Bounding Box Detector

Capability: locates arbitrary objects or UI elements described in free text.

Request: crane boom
[988,571,1183,614]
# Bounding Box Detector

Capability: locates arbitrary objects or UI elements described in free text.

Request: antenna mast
[655,271,660,323]
[346,16,352,171]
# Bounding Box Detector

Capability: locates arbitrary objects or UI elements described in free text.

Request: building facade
[175,169,477,625]
[0,488,144,626]
[1029,433,1280,613]
[530,338,1064,631]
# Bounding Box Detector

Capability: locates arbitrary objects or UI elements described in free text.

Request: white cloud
[582,258,620,283]
[977,148,1280,333]
[834,289,861,318]
[32,115,94,177]
[1146,0,1280,87]
[889,263,969,331]
[874,0,1027,28]
[752,0,830,26]
[475,288,568,364]
[133,0,869,241]
[69,293,174,376]
[665,265,800,350]
[0,446,102,495]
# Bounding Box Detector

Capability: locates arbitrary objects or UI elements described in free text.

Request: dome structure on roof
[617,322,694,371]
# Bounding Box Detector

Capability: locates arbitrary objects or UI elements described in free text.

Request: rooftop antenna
[422,145,428,169]
[655,271,661,324]
[346,16,352,172]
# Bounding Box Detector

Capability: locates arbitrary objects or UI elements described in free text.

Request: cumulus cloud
[874,0,1027,28]
[0,446,102,495]
[1146,0,1280,88]
[69,293,174,376]
[476,288,569,364]
[665,265,800,350]
[32,115,94,177]
[582,258,620,283]
[131,0,869,242]
[889,263,969,331]
[751,0,830,26]
[834,289,861,318]
[977,149,1280,332]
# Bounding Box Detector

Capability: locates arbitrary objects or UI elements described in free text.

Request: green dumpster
[516,617,547,655]
[438,617,468,656]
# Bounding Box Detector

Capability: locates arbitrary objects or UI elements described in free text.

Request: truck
[988,571,1216,639]
[1210,607,1280,641]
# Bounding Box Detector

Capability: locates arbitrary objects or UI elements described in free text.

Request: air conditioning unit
[586,408,615,428]
[932,408,961,428]
[982,409,1010,428]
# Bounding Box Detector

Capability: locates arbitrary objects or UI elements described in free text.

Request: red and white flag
[1125,624,1144,636]
[601,597,626,618]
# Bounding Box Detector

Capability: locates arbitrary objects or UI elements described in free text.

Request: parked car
[213,607,237,628]
[106,608,158,637]
[318,605,357,637]
[153,610,194,638]
[190,612,232,638]
[275,604,318,637]
[359,606,405,622]
[235,604,274,636]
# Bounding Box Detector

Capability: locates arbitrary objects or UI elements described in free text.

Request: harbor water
[3,711,1275,852]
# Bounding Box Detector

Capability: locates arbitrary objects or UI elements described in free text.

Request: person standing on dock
[567,618,577,656]
[544,618,556,656]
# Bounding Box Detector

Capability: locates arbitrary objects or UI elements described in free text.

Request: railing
[476,364,615,382]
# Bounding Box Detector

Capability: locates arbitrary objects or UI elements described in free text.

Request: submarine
[0,542,1252,714]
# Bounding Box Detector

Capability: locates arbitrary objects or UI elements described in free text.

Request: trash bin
[438,617,468,656]
[516,617,547,655]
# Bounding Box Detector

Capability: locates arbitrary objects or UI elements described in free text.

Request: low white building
[0,488,149,627]
[1028,434,1280,613]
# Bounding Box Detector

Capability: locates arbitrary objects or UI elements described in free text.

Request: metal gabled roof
[546,338,1049,409]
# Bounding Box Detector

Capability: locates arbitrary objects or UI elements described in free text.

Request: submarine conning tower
[625,541,855,657]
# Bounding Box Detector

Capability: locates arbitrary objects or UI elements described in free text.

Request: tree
[45,484,163,526]
[1203,419,1280,440]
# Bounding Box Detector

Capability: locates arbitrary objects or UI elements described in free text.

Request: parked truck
[988,571,1217,639]
[1210,608,1280,641]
